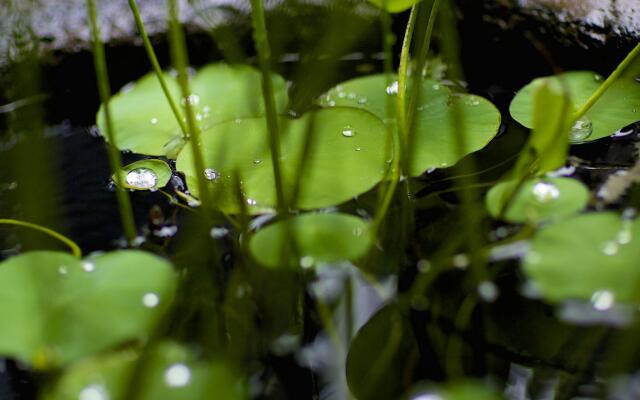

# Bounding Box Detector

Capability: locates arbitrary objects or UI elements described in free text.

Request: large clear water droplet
[164,363,191,387]
[126,168,158,190]
[570,117,593,143]
[531,181,560,203]
[342,125,356,138]
[203,168,219,181]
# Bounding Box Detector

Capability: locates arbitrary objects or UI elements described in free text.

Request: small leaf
[113,159,173,191]
[0,250,176,368]
[486,177,590,224]
[319,74,501,176]
[98,63,289,157]
[524,212,640,304]
[248,213,372,269]
[367,0,421,13]
[43,342,247,400]
[176,108,388,214]
[510,70,640,143]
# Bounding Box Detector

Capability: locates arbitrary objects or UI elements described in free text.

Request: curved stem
[396,4,418,166]
[0,219,81,257]
[128,0,188,137]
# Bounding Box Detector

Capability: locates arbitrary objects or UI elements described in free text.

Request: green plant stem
[128,0,188,137]
[573,42,640,121]
[396,4,418,165]
[249,0,287,215]
[87,0,137,244]
[0,219,81,257]
[167,0,212,212]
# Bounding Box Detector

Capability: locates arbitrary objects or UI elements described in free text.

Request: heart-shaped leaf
[486,177,590,224]
[524,212,640,304]
[510,71,640,143]
[0,250,176,368]
[248,213,372,269]
[44,342,246,400]
[176,108,388,214]
[319,74,502,176]
[97,63,289,157]
[113,159,173,191]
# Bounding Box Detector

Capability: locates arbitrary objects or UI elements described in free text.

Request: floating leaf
[113,159,172,191]
[44,342,247,400]
[320,74,501,176]
[524,212,640,304]
[98,63,289,157]
[367,0,420,13]
[176,108,388,214]
[510,71,640,143]
[346,305,418,400]
[486,177,590,224]
[248,213,372,269]
[0,251,176,368]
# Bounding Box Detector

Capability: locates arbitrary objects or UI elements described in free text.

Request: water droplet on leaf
[126,168,158,190]
[164,363,191,387]
[570,117,593,143]
[386,81,399,95]
[591,290,615,311]
[342,125,356,137]
[142,293,160,308]
[204,168,219,181]
[532,181,560,203]
[79,384,109,400]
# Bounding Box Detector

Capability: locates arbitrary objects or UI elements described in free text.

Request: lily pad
[248,213,372,269]
[510,71,640,143]
[0,250,176,368]
[319,74,502,176]
[524,212,640,304]
[44,342,247,400]
[113,159,172,191]
[346,305,419,400]
[97,63,289,157]
[176,108,388,214]
[367,0,420,13]
[486,177,590,224]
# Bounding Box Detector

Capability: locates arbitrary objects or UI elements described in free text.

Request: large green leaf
[510,71,640,143]
[319,74,502,176]
[176,108,388,214]
[486,177,590,224]
[97,63,289,157]
[248,213,372,269]
[346,305,419,400]
[0,251,176,368]
[367,0,421,13]
[524,212,640,303]
[44,342,247,400]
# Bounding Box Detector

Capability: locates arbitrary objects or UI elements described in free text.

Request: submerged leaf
[97,63,289,157]
[524,212,640,304]
[486,177,590,224]
[113,159,172,191]
[510,70,640,143]
[248,213,372,269]
[176,108,388,214]
[0,251,176,368]
[320,74,501,176]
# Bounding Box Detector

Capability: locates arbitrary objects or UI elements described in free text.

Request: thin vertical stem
[396,4,418,167]
[128,0,188,137]
[249,0,287,214]
[87,0,137,244]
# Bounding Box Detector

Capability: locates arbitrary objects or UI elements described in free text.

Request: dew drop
[591,290,615,311]
[327,100,336,107]
[181,94,200,106]
[594,74,603,82]
[82,261,95,272]
[355,146,362,151]
[465,96,480,106]
[602,241,619,256]
[341,125,356,137]
[150,117,158,125]
[569,117,593,143]
[142,293,160,308]
[253,159,262,165]
[531,181,560,203]
[386,81,399,95]
[347,92,357,100]
[203,168,219,181]
[357,97,368,105]
[246,198,257,206]
[164,363,191,387]
[78,384,109,400]
[58,265,68,276]
[126,168,158,190]
[432,84,441,90]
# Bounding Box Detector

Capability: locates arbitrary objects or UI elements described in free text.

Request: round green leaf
[524,212,640,304]
[0,250,176,368]
[97,63,289,157]
[346,305,419,400]
[44,342,247,400]
[367,0,420,13]
[248,213,372,269]
[486,177,590,223]
[320,74,502,176]
[176,108,388,214]
[510,71,640,142]
[113,159,172,191]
